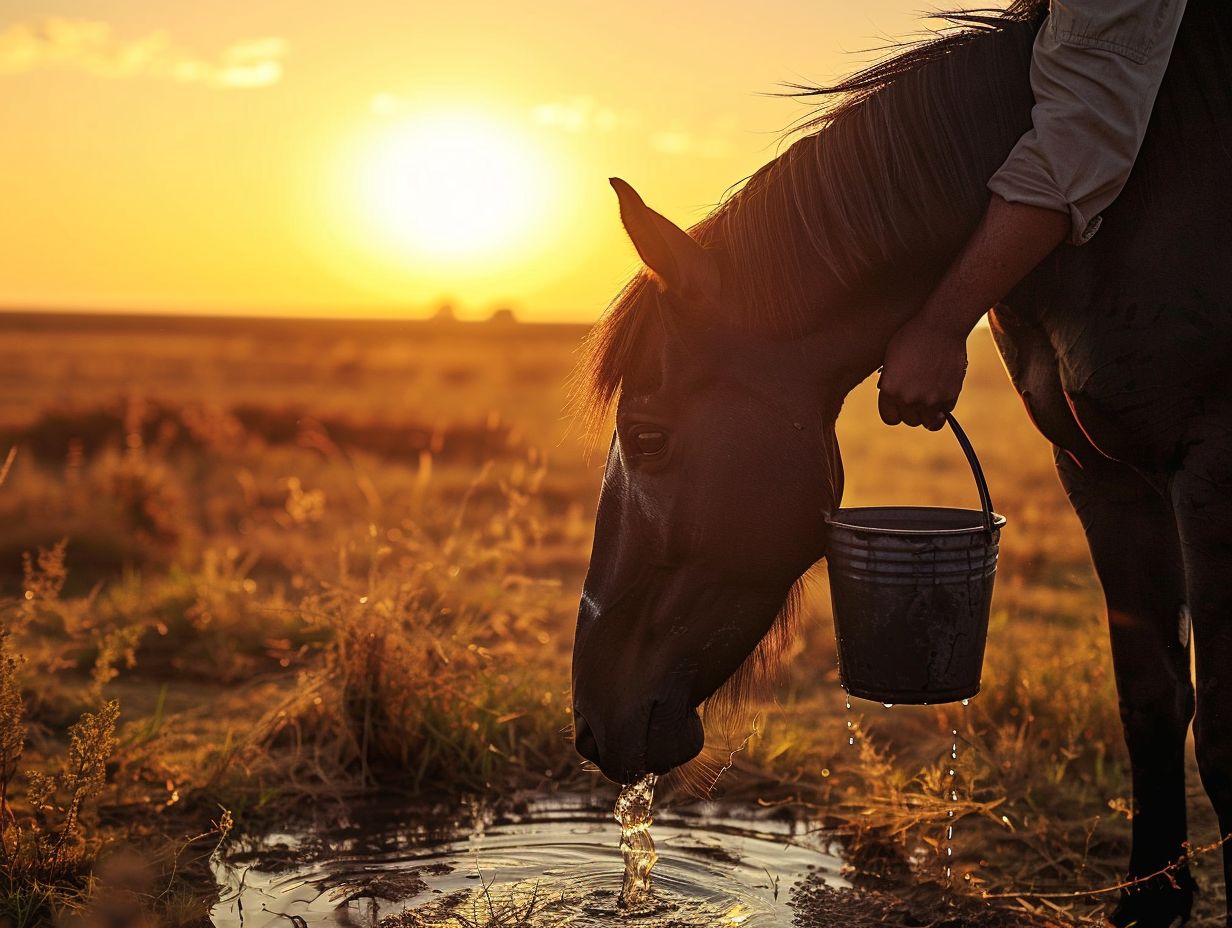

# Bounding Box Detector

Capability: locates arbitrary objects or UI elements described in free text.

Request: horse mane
[573,2,1045,437]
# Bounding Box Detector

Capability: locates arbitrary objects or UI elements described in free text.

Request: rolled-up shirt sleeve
[988,0,1187,244]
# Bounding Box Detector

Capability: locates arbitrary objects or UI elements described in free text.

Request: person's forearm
[917,195,1069,338]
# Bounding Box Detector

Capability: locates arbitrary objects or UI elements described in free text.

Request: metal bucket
[826,414,1005,705]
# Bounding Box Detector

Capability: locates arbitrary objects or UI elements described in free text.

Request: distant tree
[431,302,457,323]
[488,307,518,325]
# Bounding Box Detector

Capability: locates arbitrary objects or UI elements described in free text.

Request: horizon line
[0,305,594,327]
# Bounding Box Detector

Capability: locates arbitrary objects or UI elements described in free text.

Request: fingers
[903,405,949,429]
[878,391,901,426]
[879,392,951,429]
[878,353,963,429]
[899,406,923,428]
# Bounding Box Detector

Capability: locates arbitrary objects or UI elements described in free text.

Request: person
[877,0,1189,430]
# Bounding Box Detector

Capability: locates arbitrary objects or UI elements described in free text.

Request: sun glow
[355,112,551,263]
[306,104,589,311]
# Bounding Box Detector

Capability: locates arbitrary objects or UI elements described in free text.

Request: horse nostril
[574,713,600,762]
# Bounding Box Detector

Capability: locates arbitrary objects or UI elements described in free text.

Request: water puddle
[210,795,846,928]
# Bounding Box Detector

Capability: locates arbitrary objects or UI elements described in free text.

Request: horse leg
[1170,421,1232,927]
[1054,448,1196,925]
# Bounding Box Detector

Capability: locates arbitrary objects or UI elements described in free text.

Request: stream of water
[614,773,659,909]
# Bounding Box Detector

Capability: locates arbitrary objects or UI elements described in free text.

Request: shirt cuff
[987,159,1101,245]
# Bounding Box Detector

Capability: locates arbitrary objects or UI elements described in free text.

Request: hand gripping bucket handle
[944,412,996,535]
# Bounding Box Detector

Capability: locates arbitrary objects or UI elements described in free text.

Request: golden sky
[1,1,961,322]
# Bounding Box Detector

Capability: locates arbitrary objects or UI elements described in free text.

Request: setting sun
[355,112,551,264]
[309,104,589,310]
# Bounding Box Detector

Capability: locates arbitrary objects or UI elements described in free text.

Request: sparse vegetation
[379,880,553,928]
[0,313,1223,925]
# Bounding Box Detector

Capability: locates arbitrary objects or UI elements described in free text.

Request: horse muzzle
[573,697,705,783]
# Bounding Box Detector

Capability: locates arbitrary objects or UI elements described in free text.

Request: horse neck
[713,9,1043,389]
[773,247,958,403]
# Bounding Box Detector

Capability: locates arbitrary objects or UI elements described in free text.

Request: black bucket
[826,414,1005,705]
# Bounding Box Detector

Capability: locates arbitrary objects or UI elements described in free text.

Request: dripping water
[944,697,972,885]
[839,689,971,885]
[944,727,959,883]
[614,773,659,908]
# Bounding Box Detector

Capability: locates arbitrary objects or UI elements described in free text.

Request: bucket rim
[826,505,1007,536]
[842,682,981,705]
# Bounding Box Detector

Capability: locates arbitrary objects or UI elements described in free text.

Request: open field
[0,311,1224,926]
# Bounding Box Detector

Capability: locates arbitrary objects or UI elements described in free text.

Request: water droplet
[882,703,894,709]
[942,726,962,881]
[961,698,970,706]
[844,691,856,747]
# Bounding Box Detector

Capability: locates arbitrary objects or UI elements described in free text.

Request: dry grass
[0,313,1222,926]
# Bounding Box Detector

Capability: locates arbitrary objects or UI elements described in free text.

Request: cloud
[531,96,637,133]
[0,17,286,88]
[212,37,287,88]
[650,129,733,159]
[529,95,735,159]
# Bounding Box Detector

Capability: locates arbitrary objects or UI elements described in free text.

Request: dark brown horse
[570,1,1232,924]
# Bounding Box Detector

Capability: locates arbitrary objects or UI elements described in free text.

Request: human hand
[877,317,968,430]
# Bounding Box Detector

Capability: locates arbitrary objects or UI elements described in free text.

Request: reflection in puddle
[210,795,845,927]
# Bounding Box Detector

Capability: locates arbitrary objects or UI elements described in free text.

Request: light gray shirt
[988,0,1188,244]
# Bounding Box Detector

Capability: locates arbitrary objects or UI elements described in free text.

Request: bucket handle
[944,413,996,536]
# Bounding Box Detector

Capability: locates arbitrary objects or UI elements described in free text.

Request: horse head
[570,179,848,783]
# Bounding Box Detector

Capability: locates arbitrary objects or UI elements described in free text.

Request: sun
[308,105,584,306]
[355,112,550,263]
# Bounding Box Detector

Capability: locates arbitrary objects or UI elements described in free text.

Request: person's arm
[878,0,1187,430]
[877,195,1067,430]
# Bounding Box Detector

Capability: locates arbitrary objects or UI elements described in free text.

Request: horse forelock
[571,2,1044,438]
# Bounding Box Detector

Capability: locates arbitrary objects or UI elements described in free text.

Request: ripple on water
[210,797,846,928]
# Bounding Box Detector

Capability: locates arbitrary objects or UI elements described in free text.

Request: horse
[569,0,1232,924]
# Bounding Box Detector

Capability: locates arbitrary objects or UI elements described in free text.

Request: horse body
[574,0,1232,920]
[1003,0,1232,472]
[990,4,1232,908]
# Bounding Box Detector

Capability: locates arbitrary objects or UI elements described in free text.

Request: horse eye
[634,430,667,456]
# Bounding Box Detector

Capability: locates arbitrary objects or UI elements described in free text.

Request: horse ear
[610,178,719,304]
